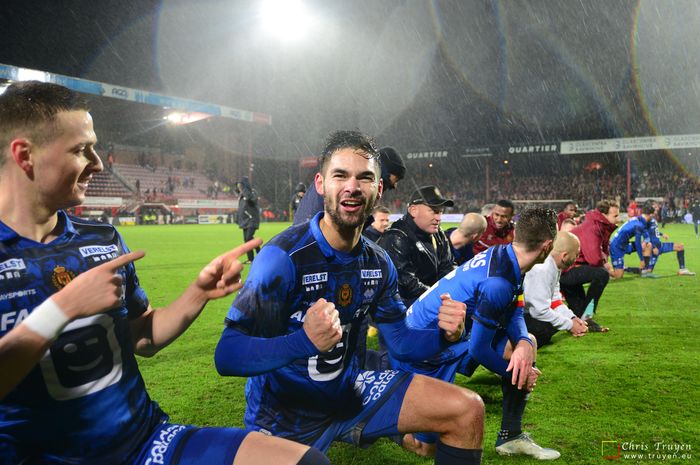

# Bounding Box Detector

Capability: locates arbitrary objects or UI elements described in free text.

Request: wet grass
[120,222,699,465]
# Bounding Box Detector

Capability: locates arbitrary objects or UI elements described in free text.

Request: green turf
[119,222,699,464]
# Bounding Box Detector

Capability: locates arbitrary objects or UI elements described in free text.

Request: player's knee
[296,447,330,465]
[446,387,485,431]
[676,243,684,251]
[594,267,610,285]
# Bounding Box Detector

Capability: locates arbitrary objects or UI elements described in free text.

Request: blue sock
[497,378,527,445]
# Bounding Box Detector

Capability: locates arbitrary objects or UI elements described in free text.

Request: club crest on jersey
[51,266,75,290]
[337,283,353,307]
[79,244,119,262]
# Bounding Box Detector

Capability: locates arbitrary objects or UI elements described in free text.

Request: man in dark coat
[236,176,261,263]
[378,185,455,308]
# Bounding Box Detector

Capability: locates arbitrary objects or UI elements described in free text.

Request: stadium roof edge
[0,63,272,126]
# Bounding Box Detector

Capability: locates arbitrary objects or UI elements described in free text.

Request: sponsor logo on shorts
[302,272,328,285]
[354,370,398,406]
[145,424,187,465]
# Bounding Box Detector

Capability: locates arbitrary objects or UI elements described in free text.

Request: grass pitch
[120,222,699,464]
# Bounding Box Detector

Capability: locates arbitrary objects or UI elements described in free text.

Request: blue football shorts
[133,423,249,465]
[249,370,414,452]
[610,242,636,269]
[407,331,509,444]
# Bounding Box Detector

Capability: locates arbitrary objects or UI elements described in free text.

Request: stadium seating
[86,170,133,198]
[114,163,213,200]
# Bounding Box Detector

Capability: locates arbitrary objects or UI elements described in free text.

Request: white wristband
[22,298,70,341]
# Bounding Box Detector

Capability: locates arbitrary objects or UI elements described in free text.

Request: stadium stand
[113,163,214,201]
[85,170,133,198]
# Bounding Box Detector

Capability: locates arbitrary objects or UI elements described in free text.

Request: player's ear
[314,172,325,196]
[10,138,34,176]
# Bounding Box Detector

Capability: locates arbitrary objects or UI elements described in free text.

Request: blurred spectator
[557,202,577,229]
[236,177,261,263]
[473,199,515,254]
[446,212,487,266]
[290,182,306,221]
[363,205,391,243]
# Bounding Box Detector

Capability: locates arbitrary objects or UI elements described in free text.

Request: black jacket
[363,225,382,243]
[236,178,260,230]
[378,214,454,307]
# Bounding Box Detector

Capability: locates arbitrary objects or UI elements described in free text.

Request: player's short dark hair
[641,200,656,215]
[496,199,515,213]
[513,207,557,252]
[0,81,90,166]
[564,201,577,209]
[372,205,390,215]
[596,200,619,214]
[318,130,380,175]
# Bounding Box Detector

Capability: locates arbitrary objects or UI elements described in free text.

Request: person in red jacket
[473,199,515,253]
[556,202,577,230]
[559,200,619,332]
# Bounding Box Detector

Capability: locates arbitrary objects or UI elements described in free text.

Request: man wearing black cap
[292,146,406,225]
[379,185,455,307]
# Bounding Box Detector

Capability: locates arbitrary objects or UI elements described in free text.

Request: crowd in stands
[381,163,698,217]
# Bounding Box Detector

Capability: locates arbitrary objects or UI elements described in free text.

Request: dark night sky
[2,0,700,158]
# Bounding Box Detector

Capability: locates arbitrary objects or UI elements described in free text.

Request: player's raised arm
[0,250,145,399]
[130,238,262,357]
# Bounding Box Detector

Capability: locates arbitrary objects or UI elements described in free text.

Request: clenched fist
[437,293,466,342]
[303,298,342,352]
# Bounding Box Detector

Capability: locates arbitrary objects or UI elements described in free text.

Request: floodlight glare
[165,111,212,125]
[167,112,185,124]
[17,68,48,82]
[260,0,313,41]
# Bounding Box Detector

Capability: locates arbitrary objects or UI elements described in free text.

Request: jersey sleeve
[225,245,296,337]
[468,320,509,376]
[634,225,646,260]
[471,277,515,329]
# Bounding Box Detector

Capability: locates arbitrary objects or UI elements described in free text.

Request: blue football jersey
[647,219,663,248]
[225,212,406,434]
[401,245,523,368]
[609,216,651,251]
[0,212,165,463]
